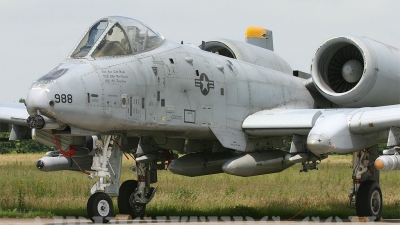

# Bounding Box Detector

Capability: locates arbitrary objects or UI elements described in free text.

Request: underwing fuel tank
[222,150,295,177]
[374,155,400,172]
[36,155,93,172]
[168,151,236,177]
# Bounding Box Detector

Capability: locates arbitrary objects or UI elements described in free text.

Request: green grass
[0,154,399,219]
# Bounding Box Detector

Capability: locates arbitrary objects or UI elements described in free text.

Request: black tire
[87,192,114,223]
[118,180,146,219]
[356,180,382,221]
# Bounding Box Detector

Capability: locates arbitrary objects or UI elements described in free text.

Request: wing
[0,102,31,140]
[0,102,29,126]
[242,104,400,155]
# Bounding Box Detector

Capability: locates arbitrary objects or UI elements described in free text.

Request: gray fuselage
[29,40,314,140]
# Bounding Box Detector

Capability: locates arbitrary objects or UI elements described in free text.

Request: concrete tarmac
[0,217,399,225]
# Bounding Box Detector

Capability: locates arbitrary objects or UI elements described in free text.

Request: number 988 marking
[54,94,73,103]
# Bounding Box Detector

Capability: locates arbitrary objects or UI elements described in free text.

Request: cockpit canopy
[71,16,164,59]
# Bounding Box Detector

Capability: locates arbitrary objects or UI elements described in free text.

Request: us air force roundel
[195,73,214,95]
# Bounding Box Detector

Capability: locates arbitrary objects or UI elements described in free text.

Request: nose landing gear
[87,192,114,223]
[86,135,120,223]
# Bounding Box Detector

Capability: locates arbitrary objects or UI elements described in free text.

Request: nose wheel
[118,180,146,219]
[87,192,114,223]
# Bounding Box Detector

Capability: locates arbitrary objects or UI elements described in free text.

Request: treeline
[0,132,51,154]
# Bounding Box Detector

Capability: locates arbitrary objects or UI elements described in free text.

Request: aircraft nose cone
[307,134,331,155]
[26,88,50,116]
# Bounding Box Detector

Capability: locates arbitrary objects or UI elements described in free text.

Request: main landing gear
[356,180,382,218]
[115,138,163,219]
[349,146,382,220]
[118,180,147,218]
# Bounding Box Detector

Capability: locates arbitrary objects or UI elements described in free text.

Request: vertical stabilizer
[245,26,274,51]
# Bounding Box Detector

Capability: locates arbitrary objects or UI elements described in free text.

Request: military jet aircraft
[0,16,399,223]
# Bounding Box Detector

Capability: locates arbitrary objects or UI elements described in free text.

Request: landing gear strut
[86,135,119,223]
[349,146,382,220]
[116,137,171,219]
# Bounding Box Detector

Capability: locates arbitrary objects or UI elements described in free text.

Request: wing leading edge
[0,102,29,126]
[243,105,400,155]
[0,102,30,140]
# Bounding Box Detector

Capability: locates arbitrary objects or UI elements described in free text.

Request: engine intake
[311,35,400,107]
[202,38,292,74]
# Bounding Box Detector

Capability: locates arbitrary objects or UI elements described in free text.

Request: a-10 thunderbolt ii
[0,16,399,223]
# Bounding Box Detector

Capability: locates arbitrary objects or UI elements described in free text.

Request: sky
[0,0,398,102]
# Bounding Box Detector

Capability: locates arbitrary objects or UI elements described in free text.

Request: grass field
[0,153,399,219]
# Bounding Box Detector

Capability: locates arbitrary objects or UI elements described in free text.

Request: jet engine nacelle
[311,35,400,107]
[203,38,292,74]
